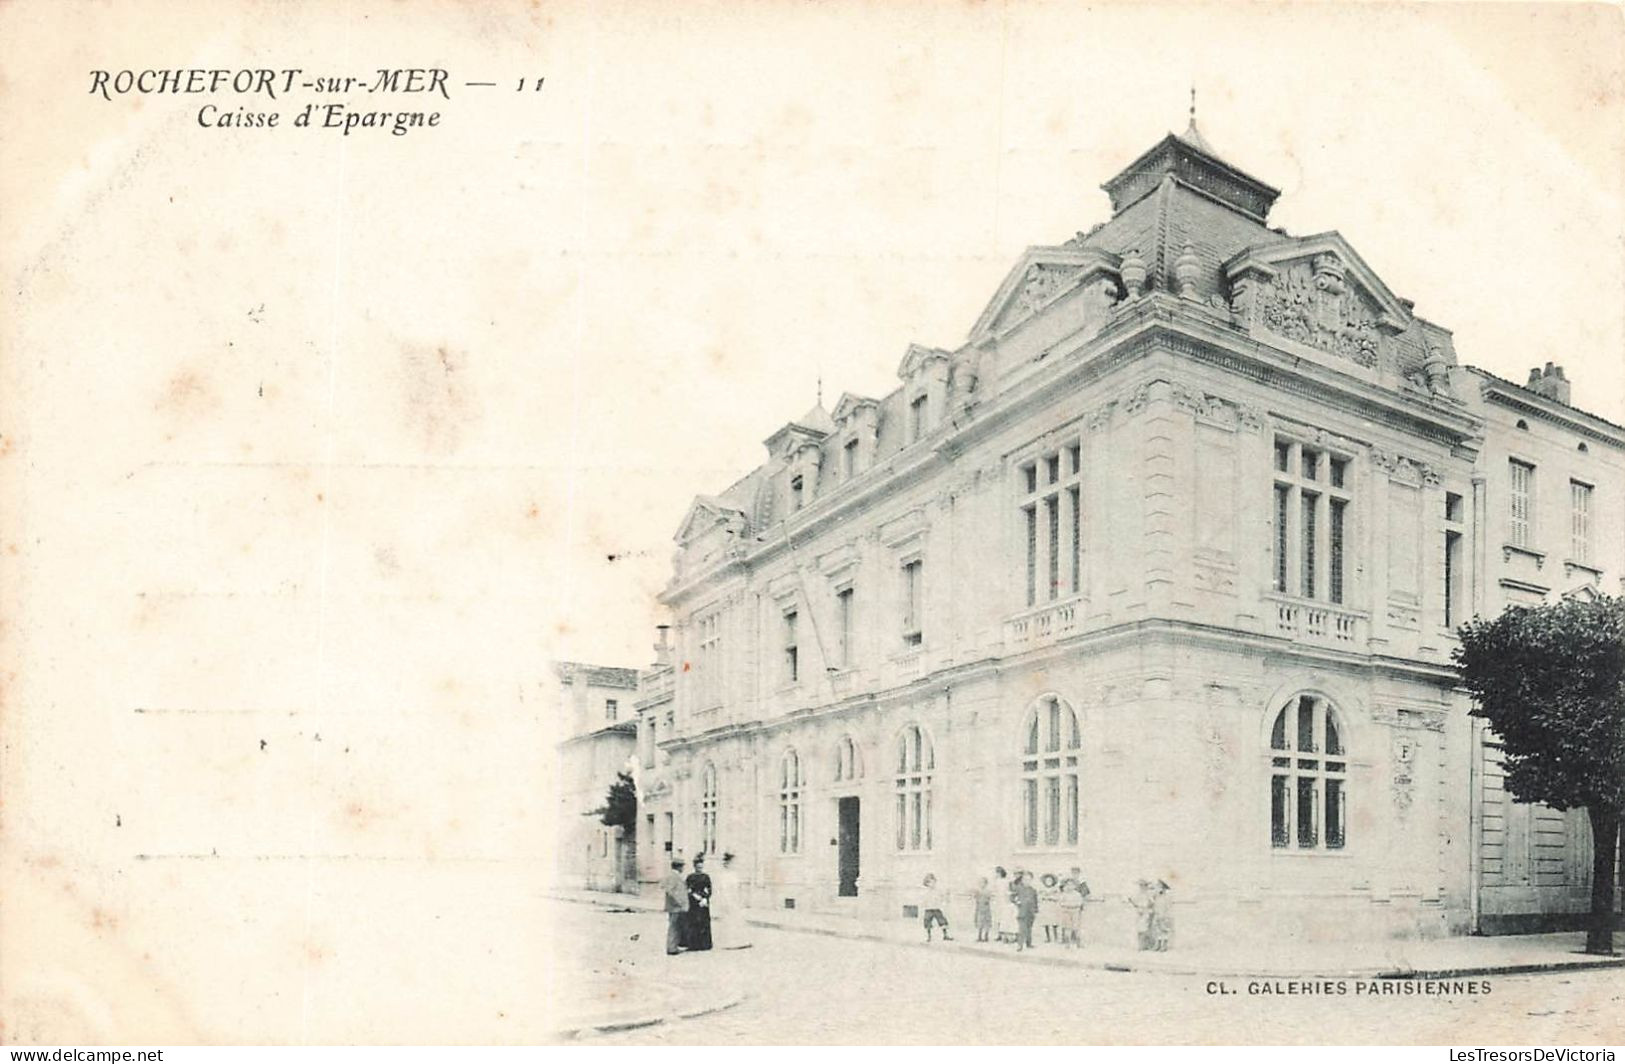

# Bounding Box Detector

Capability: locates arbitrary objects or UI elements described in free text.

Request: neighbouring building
[1460,365,1624,932]
[553,660,640,892]
[633,121,1624,945]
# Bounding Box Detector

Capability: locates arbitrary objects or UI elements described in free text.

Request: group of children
[917,870,1174,952]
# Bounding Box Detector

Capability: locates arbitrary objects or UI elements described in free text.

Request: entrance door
[837,796,860,897]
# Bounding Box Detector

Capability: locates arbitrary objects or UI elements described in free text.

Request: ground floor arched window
[1269,693,1347,851]
[1022,695,1080,848]
[701,762,718,857]
[895,724,934,852]
[780,749,803,854]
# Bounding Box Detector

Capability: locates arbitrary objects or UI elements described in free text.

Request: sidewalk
[550,887,1624,980]
[548,891,745,1039]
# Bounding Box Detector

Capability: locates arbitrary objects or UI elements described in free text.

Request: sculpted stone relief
[1201,717,1234,800]
[1012,264,1081,319]
[1391,734,1417,815]
[1168,382,1264,432]
[1116,380,1263,433]
[1250,255,1384,369]
[1373,702,1447,733]
[1192,563,1237,594]
[1370,447,1441,486]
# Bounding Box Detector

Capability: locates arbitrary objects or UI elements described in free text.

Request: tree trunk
[1585,805,1619,955]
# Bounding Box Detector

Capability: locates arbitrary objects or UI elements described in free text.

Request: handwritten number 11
[516,77,546,91]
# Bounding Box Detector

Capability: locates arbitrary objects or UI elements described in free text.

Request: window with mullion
[696,611,724,709]
[1020,696,1081,849]
[894,725,934,852]
[701,763,718,856]
[779,750,802,854]
[1269,694,1348,852]
[1272,437,1352,603]
[1018,438,1084,608]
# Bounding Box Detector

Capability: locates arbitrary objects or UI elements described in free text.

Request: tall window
[894,724,934,852]
[605,699,618,722]
[835,735,863,783]
[835,586,855,668]
[1269,694,1348,852]
[909,395,929,443]
[1444,492,1464,629]
[1018,438,1083,606]
[1571,480,1593,563]
[843,438,859,479]
[1272,437,1351,603]
[900,559,923,647]
[695,610,723,709]
[1021,696,1081,848]
[1509,460,1534,548]
[790,475,805,513]
[779,750,803,854]
[782,609,800,685]
[701,762,718,857]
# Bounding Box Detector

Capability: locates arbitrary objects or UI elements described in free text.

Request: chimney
[653,625,672,667]
[1525,362,1571,405]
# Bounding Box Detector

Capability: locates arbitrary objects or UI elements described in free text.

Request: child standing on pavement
[972,877,993,942]
[1151,879,1174,952]
[1128,878,1156,951]
[921,874,952,942]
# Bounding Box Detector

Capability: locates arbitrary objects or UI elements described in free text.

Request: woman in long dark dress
[684,854,713,951]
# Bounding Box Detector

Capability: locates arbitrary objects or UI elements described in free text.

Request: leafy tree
[1454,594,1624,955]
[594,770,638,830]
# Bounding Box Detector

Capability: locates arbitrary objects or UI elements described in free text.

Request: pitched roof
[553,662,641,689]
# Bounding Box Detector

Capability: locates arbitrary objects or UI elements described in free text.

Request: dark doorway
[837,796,860,897]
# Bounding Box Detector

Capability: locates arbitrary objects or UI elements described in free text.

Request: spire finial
[1180,85,1213,154]
[816,373,823,407]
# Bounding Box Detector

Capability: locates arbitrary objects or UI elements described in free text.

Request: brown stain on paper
[399,343,481,455]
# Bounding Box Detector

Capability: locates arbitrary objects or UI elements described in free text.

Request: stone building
[1460,365,1624,931]
[553,660,640,892]
[632,123,1623,944]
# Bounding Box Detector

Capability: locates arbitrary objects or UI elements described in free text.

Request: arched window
[894,724,934,852]
[1022,696,1081,848]
[835,735,863,783]
[701,762,718,857]
[779,750,803,854]
[1269,693,1348,851]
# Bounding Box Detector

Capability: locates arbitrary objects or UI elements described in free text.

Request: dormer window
[790,475,804,513]
[843,438,859,479]
[909,395,928,443]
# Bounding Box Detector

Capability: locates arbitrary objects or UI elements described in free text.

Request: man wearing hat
[660,857,690,955]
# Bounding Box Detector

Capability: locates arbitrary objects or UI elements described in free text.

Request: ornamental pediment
[674,497,746,546]
[968,246,1121,344]
[1226,234,1412,372]
[831,392,879,426]
[896,344,951,381]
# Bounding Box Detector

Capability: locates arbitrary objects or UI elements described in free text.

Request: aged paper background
[1,0,1621,1046]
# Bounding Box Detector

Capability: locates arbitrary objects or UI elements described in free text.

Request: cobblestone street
[550,901,1624,1045]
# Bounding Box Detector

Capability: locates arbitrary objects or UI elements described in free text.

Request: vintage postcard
[1,0,1621,1049]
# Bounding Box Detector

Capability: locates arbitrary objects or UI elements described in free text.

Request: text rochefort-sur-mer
[87,69,452,101]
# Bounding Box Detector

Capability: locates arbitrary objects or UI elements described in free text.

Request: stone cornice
[654,616,1466,750]
[662,300,1486,606]
[995,616,1463,691]
[1472,370,1625,448]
